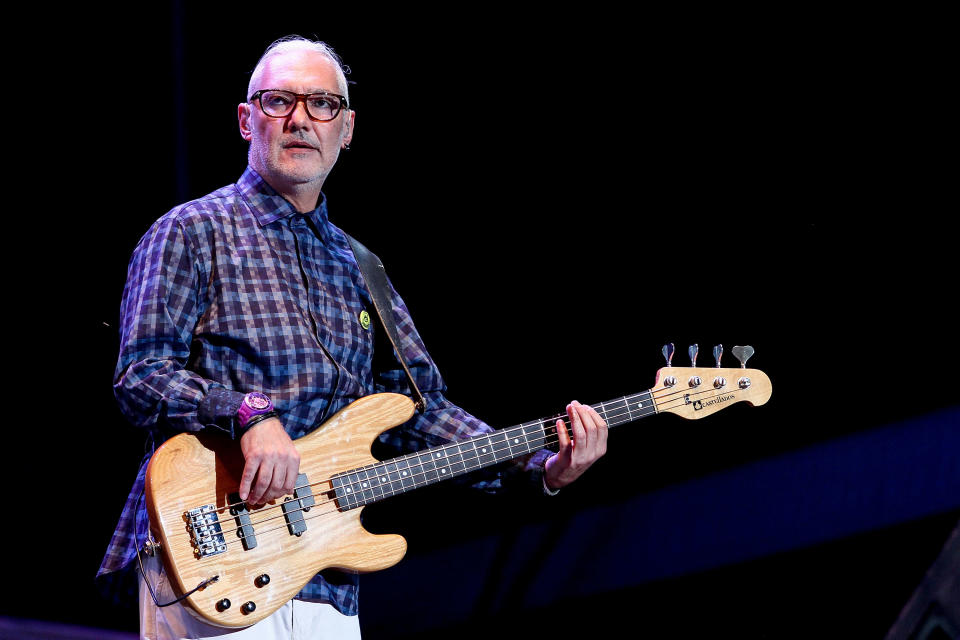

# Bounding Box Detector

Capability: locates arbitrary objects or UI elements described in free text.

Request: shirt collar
[237,166,330,229]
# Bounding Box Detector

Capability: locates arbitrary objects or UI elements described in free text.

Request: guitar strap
[346,233,426,413]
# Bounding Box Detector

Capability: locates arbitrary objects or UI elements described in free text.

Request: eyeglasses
[248,89,349,122]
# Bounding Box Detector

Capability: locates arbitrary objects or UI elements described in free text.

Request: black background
[7,4,956,638]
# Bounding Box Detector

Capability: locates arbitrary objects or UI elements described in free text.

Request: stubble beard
[249,137,337,192]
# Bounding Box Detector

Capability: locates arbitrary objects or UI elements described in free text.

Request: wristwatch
[237,392,275,431]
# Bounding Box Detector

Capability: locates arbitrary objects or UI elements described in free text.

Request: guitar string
[227,381,718,514]
[207,386,722,546]
[200,386,737,545]
[201,398,651,542]
[203,411,632,543]
[205,385,669,524]
[202,384,733,542]
[209,389,645,510]
[204,385,733,543]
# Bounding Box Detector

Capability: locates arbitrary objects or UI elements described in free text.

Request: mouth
[283,141,318,152]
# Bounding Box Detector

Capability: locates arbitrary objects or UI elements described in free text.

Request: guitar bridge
[187,504,227,558]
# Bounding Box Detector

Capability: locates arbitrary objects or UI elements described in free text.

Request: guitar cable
[134,489,220,608]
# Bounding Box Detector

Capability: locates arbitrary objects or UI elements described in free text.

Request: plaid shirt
[98,167,548,616]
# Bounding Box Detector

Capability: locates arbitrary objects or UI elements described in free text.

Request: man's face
[239,50,354,195]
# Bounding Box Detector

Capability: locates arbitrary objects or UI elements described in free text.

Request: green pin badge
[359,310,371,330]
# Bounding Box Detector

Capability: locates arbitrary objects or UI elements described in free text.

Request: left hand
[544,400,608,490]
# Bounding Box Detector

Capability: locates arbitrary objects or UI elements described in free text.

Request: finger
[577,405,602,445]
[282,452,300,495]
[588,405,609,451]
[239,455,261,501]
[268,448,299,501]
[555,417,571,454]
[568,401,589,451]
[250,459,275,505]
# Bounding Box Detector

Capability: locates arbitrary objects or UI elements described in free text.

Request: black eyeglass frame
[248,89,350,122]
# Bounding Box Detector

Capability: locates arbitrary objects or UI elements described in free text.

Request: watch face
[245,393,271,411]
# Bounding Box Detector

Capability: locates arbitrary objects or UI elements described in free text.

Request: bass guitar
[144,343,771,627]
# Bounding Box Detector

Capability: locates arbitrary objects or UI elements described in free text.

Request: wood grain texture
[145,392,416,628]
[143,371,773,628]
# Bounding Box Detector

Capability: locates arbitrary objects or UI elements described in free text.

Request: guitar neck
[331,389,657,510]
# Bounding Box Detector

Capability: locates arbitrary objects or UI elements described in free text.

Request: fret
[357,467,377,504]
[521,422,547,450]
[382,461,402,497]
[334,387,660,511]
[492,432,512,461]
[369,465,392,499]
[626,391,656,421]
[602,397,630,427]
[418,451,440,484]
[373,465,391,500]
[406,455,426,488]
[475,434,496,467]
[428,447,455,481]
[444,444,468,476]
[343,471,363,507]
[456,440,480,473]
[398,459,415,493]
[331,473,356,510]
[505,425,533,457]
[596,399,608,424]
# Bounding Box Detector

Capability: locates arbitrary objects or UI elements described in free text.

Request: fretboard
[331,389,657,510]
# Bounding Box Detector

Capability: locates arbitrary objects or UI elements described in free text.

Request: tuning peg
[662,343,675,367]
[731,345,755,368]
[713,344,723,368]
[688,344,698,366]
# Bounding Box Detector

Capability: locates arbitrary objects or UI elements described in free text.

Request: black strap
[346,234,426,413]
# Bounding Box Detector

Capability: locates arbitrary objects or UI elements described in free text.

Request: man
[99,36,607,639]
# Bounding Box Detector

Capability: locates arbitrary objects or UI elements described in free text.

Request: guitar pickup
[281,473,314,537]
[228,493,257,551]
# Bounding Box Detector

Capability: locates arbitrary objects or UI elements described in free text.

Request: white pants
[139,554,361,640]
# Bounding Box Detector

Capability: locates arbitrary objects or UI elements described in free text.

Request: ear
[238,102,253,142]
[341,109,355,149]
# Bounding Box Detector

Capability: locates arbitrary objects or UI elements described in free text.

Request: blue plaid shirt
[98,167,549,616]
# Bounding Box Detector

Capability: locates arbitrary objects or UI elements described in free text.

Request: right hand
[239,417,300,506]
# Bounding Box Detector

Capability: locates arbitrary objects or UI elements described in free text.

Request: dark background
[7,4,955,638]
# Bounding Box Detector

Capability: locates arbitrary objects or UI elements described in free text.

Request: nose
[285,97,312,130]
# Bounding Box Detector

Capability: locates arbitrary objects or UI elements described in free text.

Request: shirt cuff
[542,473,561,496]
[197,387,248,438]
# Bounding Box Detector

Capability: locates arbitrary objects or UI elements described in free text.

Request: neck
[331,389,658,511]
[275,181,322,213]
[253,165,324,213]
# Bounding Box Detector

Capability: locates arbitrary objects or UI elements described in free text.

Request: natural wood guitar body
[144,356,772,628]
[145,393,416,627]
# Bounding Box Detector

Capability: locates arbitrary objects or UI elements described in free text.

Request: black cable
[134,489,219,607]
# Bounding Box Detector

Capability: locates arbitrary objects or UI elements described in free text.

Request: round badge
[359,310,371,330]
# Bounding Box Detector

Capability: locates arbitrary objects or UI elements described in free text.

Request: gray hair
[247,36,351,104]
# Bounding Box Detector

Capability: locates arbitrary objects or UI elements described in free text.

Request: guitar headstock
[652,344,772,419]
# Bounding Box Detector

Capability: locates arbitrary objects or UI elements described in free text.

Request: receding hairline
[247,37,350,103]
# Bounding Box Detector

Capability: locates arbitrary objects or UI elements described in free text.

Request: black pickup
[281,473,315,536]
[228,493,257,550]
